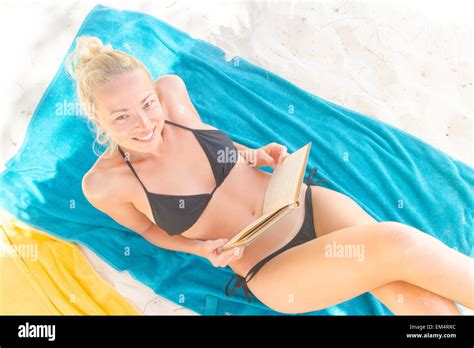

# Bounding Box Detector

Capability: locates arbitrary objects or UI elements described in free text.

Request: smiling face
[92,69,166,157]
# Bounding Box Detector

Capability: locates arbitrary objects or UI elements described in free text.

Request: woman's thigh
[246,222,406,314]
[310,185,377,237]
[296,186,460,315]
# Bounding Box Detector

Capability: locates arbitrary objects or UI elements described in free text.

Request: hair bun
[66,36,113,79]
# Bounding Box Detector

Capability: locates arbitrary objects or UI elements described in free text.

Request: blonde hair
[66,36,153,158]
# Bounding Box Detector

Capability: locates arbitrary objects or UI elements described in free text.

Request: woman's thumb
[212,239,228,255]
[213,238,228,246]
[262,151,274,165]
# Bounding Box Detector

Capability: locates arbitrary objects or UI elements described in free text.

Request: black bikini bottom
[224,167,327,303]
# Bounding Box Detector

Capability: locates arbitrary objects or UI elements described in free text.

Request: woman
[70,36,473,315]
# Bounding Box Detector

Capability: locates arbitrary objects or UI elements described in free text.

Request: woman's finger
[212,239,229,255]
[260,150,275,166]
[227,247,245,264]
[277,146,288,163]
[218,247,241,266]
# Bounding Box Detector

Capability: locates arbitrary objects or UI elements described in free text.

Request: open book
[221,142,312,251]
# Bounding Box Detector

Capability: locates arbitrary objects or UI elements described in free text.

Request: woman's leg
[246,221,473,314]
[308,185,465,315]
[370,281,461,315]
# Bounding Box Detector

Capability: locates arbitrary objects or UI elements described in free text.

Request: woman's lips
[133,126,156,143]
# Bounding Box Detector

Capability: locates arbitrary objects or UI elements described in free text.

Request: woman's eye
[144,100,154,109]
[116,115,128,121]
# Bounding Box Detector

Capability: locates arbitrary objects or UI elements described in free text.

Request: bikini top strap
[164,119,194,132]
[210,184,219,196]
[117,146,149,192]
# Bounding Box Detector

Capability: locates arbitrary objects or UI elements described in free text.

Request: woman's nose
[134,114,151,130]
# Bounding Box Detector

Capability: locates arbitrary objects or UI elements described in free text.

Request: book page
[262,143,311,214]
[239,205,293,243]
[221,142,312,251]
[222,209,280,249]
[222,205,294,250]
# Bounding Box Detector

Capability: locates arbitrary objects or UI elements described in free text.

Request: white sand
[0,0,471,315]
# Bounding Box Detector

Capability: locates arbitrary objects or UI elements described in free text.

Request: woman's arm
[233,141,250,152]
[233,141,288,168]
[233,141,257,164]
[82,171,205,256]
[83,173,242,266]
[140,223,204,256]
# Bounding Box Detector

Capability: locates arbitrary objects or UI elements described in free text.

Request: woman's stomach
[182,161,308,277]
[227,182,308,277]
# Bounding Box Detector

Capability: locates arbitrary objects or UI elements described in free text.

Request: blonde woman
[71,36,473,315]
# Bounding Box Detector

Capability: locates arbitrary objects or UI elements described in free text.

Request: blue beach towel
[1,4,472,315]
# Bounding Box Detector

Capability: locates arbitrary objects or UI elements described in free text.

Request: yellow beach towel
[0,211,140,315]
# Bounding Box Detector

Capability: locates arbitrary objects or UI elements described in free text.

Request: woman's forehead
[93,69,150,95]
[92,70,153,112]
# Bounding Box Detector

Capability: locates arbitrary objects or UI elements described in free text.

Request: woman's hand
[198,239,245,267]
[249,142,288,169]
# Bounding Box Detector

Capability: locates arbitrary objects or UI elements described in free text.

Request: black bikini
[118,119,329,304]
[224,167,328,304]
[117,119,238,235]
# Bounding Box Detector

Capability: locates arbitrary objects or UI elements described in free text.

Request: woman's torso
[90,99,307,277]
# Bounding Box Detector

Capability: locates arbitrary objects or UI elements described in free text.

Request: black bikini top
[117,119,238,235]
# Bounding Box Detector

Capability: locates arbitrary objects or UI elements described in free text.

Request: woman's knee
[377,221,419,245]
[376,221,426,262]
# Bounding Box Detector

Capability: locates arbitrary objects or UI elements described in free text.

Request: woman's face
[92,69,166,156]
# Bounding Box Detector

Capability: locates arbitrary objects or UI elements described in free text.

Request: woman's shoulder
[82,152,129,204]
